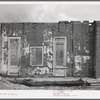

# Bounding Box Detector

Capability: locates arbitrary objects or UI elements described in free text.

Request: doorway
[8,37,21,76]
[53,37,67,76]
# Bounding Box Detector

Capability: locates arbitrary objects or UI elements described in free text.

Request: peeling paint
[47,62,52,68]
[84,47,89,54]
[13,31,16,36]
[78,43,81,50]
[2,30,8,73]
[83,56,90,63]
[74,55,90,73]
[75,55,82,72]
[67,52,73,63]
[30,67,50,75]
[23,35,30,56]
[43,30,53,71]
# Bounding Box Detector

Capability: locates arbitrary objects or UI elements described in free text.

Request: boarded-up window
[30,46,43,66]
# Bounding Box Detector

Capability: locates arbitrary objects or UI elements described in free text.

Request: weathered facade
[0,21,100,78]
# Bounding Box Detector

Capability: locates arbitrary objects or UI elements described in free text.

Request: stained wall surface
[0,21,95,77]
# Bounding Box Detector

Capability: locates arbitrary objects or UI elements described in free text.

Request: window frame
[30,46,44,66]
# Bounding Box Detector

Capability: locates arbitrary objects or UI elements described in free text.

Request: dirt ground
[0,77,100,90]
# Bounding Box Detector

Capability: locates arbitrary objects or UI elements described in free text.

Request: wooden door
[53,37,67,76]
[8,37,21,76]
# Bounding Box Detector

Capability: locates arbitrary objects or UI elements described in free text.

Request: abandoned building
[0,21,100,78]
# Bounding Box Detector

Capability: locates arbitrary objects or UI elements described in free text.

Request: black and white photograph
[0,1,100,98]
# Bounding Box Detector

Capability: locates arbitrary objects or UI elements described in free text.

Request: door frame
[53,36,67,76]
[8,37,21,76]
